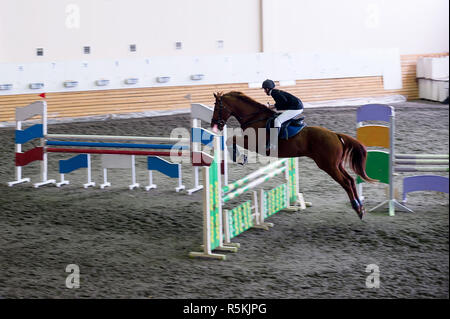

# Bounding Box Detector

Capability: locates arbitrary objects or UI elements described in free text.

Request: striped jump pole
[46,148,187,157]
[189,131,308,260]
[222,165,286,202]
[395,166,449,173]
[396,154,449,159]
[395,159,449,165]
[46,140,188,150]
[46,133,190,144]
[222,159,287,194]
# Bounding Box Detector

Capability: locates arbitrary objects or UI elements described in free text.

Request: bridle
[212,95,273,130]
[211,96,230,129]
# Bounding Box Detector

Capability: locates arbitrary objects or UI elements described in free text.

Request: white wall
[0,0,261,63]
[0,0,447,96]
[263,0,449,54]
[0,0,447,63]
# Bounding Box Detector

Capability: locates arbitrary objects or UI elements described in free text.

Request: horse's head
[211,92,233,132]
[211,91,274,132]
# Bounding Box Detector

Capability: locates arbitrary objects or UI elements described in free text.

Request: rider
[262,79,304,148]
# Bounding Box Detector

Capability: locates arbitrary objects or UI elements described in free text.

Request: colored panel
[15,124,44,144]
[287,158,298,204]
[356,125,390,148]
[403,175,449,200]
[264,184,288,218]
[59,154,88,174]
[356,104,393,123]
[357,150,390,184]
[15,101,45,121]
[147,156,179,178]
[15,147,44,166]
[190,103,213,122]
[227,200,253,239]
[46,140,188,150]
[191,151,213,167]
[208,150,221,250]
[192,127,213,146]
[191,127,224,150]
[101,154,133,169]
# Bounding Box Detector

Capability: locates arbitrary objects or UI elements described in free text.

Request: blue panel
[59,154,88,174]
[356,104,393,123]
[15,124,44,144]
[191,127,224,150]
[46,140,188,150]
[147,156,179,178]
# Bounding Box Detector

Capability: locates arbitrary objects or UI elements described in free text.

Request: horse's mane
[223,91,273,113]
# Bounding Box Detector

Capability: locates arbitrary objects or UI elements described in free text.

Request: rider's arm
[271,90,288,110]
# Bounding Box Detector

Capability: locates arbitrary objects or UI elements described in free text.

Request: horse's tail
[337,133,377,183]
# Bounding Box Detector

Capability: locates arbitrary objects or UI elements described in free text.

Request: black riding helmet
[262,79,275,89]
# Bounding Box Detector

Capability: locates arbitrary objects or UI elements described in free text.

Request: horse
[210,91,375,219]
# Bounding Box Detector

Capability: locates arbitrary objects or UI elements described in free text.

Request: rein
[214,96,273,130]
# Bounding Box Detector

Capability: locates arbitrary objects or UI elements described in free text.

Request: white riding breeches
[274,109,304,128]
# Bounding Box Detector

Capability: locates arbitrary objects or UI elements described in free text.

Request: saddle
[265,113,307,149]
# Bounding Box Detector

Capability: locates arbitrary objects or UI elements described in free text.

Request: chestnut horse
[211,91,374,219]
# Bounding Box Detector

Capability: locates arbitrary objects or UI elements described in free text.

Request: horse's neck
[232,99,272,129]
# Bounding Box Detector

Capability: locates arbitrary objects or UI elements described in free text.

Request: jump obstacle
[356,104,449,216]
[188,103,228,194]
[8,100,229,192]
[189,130,308,260]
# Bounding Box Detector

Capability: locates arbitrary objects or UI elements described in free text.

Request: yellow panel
[356,125,390,148]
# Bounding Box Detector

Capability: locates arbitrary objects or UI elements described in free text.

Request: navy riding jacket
[270,89,303,110]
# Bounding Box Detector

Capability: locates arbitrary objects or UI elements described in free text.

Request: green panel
[209,151,222,250]
[264,184,288,218]
[287,158,298,204]
[357,150,390,184]
[227,200,253,239]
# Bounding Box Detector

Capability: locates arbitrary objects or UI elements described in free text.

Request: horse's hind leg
[313,157,364,219]
[338,162,365,217]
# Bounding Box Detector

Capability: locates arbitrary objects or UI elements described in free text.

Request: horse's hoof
[358,207,366,220]
[238,155,248,166]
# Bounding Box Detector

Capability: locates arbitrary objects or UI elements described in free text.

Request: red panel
[191,151,213,167]
[15,147,44,166]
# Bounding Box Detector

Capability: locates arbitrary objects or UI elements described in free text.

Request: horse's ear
[213,93,217,99]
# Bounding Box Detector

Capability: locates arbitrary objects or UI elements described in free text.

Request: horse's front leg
[225,136,247,165]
